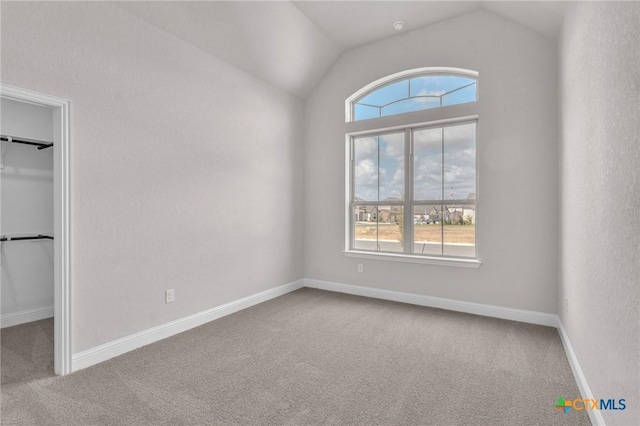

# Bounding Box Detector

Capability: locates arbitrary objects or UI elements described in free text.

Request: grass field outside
[355,222,475,244]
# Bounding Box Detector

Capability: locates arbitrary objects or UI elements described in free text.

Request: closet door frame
[1,85,71,375]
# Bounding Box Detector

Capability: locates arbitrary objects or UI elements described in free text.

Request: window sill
[343,250,481,268]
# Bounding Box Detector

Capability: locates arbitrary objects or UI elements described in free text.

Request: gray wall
[1,98,54,320]
[304,10,560,314]
[1,2,305,353]
[559,3,640,424]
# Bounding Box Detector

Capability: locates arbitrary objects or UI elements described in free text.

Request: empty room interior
[0,1,638,425]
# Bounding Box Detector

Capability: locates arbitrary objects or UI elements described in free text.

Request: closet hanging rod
[0,234,54,242]
[1,134,53,150]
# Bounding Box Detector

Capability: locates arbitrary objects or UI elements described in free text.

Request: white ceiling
[481,2,567,40]
[293,1,566,48]
[291,1,482,49]
[113,1,566,99]
[114,1,342,98]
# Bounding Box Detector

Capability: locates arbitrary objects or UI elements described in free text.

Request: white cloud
[414,154,442,200]
[354,136,378,201]
[379,163,404,200]
[354,136,377,157]
[415,89,446,97]
[355,158,377,184]
[392,167,404,186]
[383,137,404,161]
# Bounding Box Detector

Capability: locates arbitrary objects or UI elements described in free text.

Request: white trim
[345,102,479,135]
[346,114,480,137]
[304,279,558,327]
[72,280,304,372]
[344,250,481,268]
[345,134,352,253]
[0,84,71,375]
[1,306,54,329]
[557,319,605,426]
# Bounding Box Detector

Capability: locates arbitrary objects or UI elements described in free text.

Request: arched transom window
[347,68,478,122]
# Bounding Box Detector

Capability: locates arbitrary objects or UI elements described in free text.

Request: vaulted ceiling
[113,1,566,99]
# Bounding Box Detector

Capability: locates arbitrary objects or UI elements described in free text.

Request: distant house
[354,197,402,223]
[412,205,443,224]
[412,197,476,225]
[355,196,475,224]
[377,206,401,223]
[457,193,476,224]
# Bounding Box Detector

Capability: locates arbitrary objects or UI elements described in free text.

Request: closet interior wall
[1,98,54,327]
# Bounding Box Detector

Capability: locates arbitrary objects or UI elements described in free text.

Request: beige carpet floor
[1,318,55,386]
[1,288,590,425]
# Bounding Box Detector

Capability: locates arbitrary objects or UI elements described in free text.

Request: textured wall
[304,10,560,313]
[1,2,304,352]
[559,3,640,425]
[1,99,54,318]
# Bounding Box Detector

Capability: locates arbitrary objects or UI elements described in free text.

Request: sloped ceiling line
[113,1,565,99]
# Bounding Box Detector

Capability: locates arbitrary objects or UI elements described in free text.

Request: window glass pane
[413,128,442,201]
[357,80,408,107]
[442,82,476,107]
[354,104,380,121]
[381,97,440,117]
[444,123,476,201]
[353,136,378,201]
[413,204,443,256]
[353,206,377,251]
[377,205,403,253]
[351,73,477,122]
[409,75,476,98]
[353,205,403,253]
[443,204,476,257]
[378,132,404,201]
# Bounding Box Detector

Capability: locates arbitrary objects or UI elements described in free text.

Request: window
[346,68,479,266]
[353,75,476,121]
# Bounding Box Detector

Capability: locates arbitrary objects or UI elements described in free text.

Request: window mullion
[349,137,355,251]
[404,128,412,254]
[376,136,381,251]
[440,127,445,255]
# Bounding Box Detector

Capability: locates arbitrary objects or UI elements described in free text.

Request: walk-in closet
[1,97,55,384]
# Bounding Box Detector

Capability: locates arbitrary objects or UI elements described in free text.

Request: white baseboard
[304,278,559,327]
[1,305,54,328]
[72,279,304,372]
[558,319,604,426]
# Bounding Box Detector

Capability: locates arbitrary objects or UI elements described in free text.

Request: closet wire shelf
[1,134,53,150]
[0,234,54,242]
[1,133,54,243]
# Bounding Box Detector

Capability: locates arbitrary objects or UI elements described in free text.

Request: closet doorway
[0,85,70,376]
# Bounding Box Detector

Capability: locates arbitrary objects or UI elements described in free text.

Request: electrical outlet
[165,289,175,304]
[357,263,364,273]
[564,297,569,312]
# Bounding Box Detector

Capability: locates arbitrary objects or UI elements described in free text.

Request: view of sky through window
[413,123,476,201]
[354,132,404,201]
[354,75,476,121]
[354,123,475,203]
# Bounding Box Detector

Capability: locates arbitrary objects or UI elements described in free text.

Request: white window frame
[344,68,481,268]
